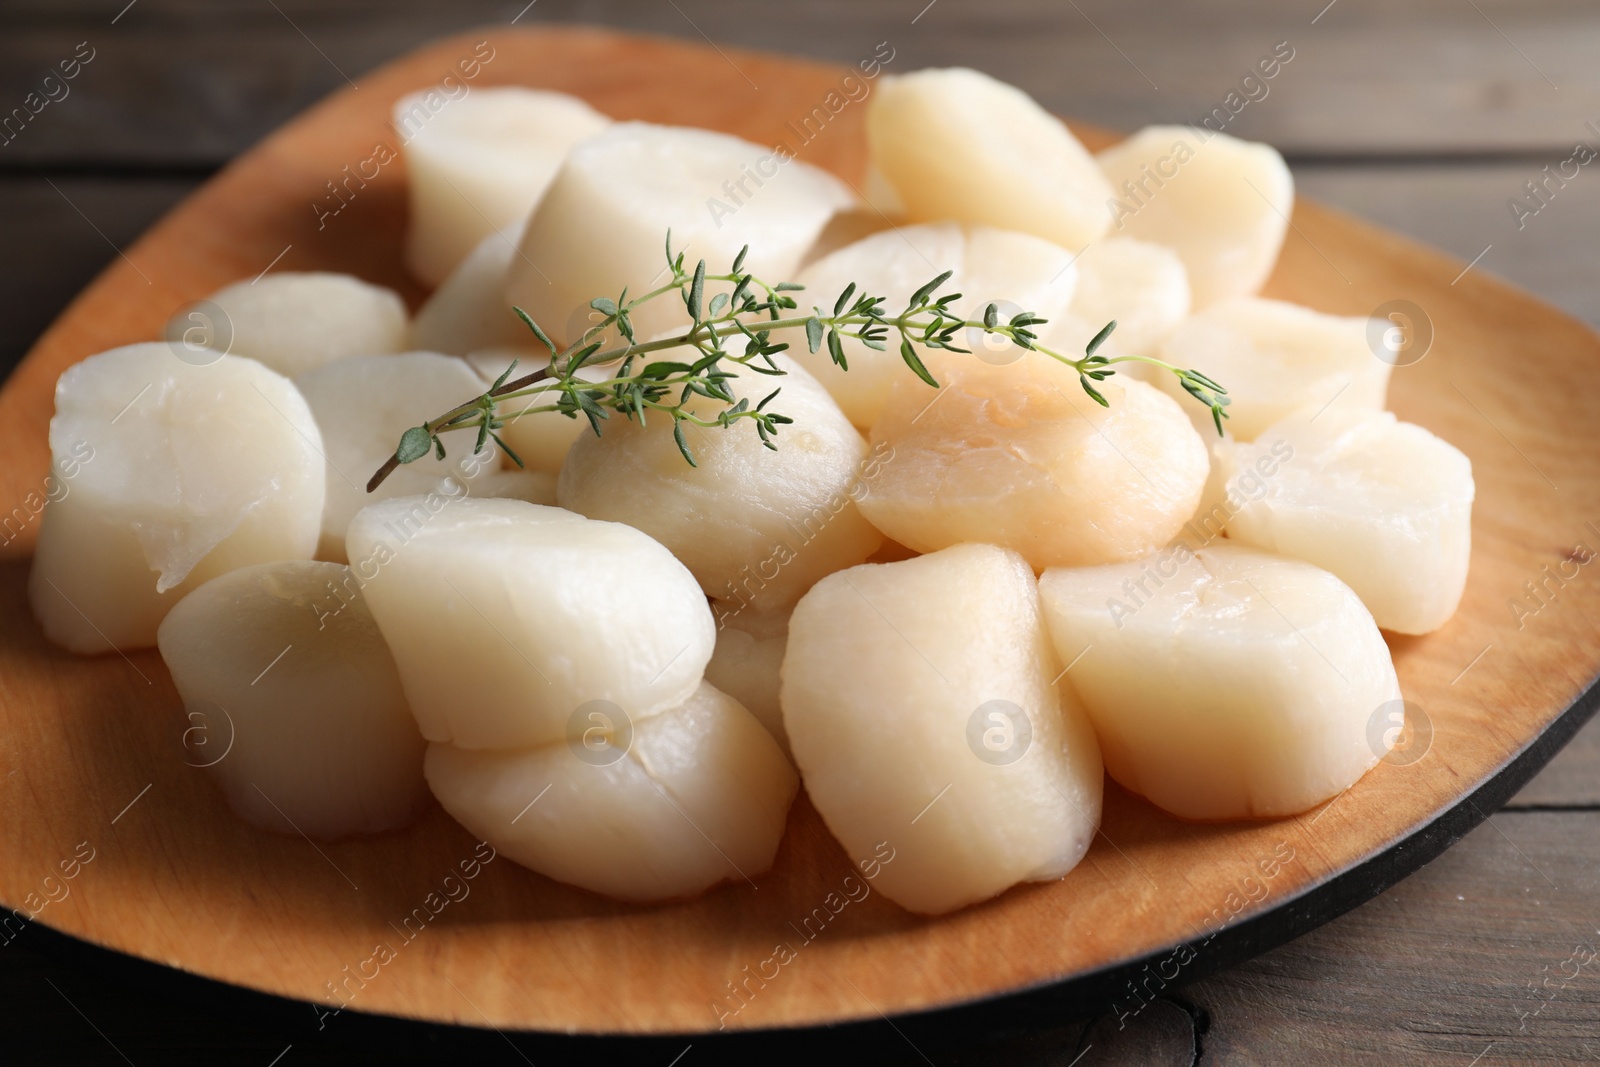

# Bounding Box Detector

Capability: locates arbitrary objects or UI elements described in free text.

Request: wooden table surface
[2,2,1598,1063]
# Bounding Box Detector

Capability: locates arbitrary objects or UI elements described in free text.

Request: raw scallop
[866,67,1114,251]
[345,496,714,750]
[408,230,541,356]
[557,354,883,610]
[860,354,1208,570]
[177,273,407,378]
[1096,126,1292,307]
[782,544,1102,915]
[1157,297,1389,441]
[397,87,610,285]
[464,349,609,475]
[1215,408,1474,634]
[294,352,497,562]
[506,122,853,348]
[785,222,1079,428]
[1038,543,1402,820]
[30,344,325,653]
[1066,237,1191,358]
[704,607,790,756]
[157,560,427,838]
[425,681,796,902]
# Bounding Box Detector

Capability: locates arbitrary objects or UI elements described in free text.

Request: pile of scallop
[30,68,1473,916]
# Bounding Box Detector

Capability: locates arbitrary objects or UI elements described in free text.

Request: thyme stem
[368,232,1229,492]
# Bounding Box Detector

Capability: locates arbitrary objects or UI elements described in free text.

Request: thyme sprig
[367,232,1229,492]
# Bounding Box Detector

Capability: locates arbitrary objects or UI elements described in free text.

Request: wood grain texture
[0,0,1595,166]
[1295,165,1600,329]
[0,178,197,372]
[2,24,1600,1038]
[1184,811,1600,1065]
[1509,724,1600,808]
[3,815,1598,1065]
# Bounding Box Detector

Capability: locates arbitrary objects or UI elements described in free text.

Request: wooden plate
[3,26,1599,1036]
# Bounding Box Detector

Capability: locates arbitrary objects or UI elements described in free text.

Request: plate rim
[17,663,1597,1043]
